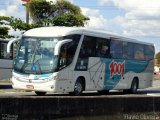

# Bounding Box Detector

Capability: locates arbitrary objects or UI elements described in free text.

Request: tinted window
[96,38,110,58]
[134,44,145,60]
[0,41,13,59]
[123,42,134,59]
[145,45,154,61]
[79,36,96,58]
[59,35,81,70]
[110,40,123,58]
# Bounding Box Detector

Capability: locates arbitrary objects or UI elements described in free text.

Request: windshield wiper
[34,59,42,74]
[20,61,28,73]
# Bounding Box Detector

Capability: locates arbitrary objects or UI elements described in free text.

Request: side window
[123,42,134,59]
[59,43,68,69]
[64,34,81,44]
[0,41,13,59]
[64,35,81,64]
[59,35,81,70]
[79,36,96,58]
[145,45,154,61]
[134,44,145,60]
[96,38,110,58]
[110,40,123,59]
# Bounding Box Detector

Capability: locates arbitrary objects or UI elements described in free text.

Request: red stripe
[21,0,31,2]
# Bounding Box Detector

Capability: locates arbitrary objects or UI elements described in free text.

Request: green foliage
[54,0,81,14]
[27,0,52,25]
[0,16,41,39]
[0,16,41,31]
[0,27,13,38]
[52,14,89,27]
[28,0,89,26]
[0,0,89,39]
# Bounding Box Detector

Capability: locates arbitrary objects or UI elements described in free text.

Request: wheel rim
[75,81,83,94]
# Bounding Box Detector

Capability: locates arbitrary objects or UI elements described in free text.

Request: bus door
[75,36,98,89]
[58,36,81,81]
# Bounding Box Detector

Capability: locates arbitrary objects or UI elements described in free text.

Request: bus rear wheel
[70,78,84,96]
[97,90,109,95]
[35,91,46,96]
[130,79,138,94]
[123,78,138,94]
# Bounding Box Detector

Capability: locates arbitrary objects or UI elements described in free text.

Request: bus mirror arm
[54,39,72,55]
[7,38,19,54]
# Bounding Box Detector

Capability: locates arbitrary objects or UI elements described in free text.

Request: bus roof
[23,26,154,46]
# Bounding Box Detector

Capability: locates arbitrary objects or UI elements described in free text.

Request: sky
[0,0,160,52]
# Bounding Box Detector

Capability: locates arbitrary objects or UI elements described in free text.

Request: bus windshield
[14,37,61,74]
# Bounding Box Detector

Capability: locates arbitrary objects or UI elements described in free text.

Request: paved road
[0,83,12,89]
[1,80,160,97]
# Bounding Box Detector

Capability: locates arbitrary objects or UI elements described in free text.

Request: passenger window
[110,40,123,59]
[79,36,96,58]
[96,38,110,58]
[0,41,13,59]
[145,45,154,61]
[123,42,134,59]
[134,44,145,60]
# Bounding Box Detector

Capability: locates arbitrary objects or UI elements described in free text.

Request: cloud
[81,7,108,29]
[98,0,113,6]
[0,10,6,16]
[0,4,18,16]
[7,26,24,38]
[0,0,26,38]
[0,0,25,19]
[98,0,160,37]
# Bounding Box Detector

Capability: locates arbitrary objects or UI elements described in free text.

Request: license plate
[26,85,34,89]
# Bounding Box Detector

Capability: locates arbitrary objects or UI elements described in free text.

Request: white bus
[0,39,13,80]
[8,27,155,95]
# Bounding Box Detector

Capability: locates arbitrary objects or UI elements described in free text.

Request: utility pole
[22,4,29,24]
[21,0,31,24]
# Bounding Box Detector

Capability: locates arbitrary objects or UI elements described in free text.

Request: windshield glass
[14,37,61,74]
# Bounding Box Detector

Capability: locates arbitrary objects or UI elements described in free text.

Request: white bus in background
[7,27,155,95]
[0,39,13,80]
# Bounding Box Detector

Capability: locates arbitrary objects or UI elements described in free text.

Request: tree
[0,27,11,39]
[0,16,41,39]
[28,0,89,26]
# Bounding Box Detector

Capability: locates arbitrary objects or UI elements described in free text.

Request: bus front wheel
[71,78,84,96]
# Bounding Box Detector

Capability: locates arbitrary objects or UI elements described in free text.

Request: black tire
[35,91,46,96]
[97,90,109,95]
[130,79,138,94]
[123,89,130,94]
[70,78,84,96]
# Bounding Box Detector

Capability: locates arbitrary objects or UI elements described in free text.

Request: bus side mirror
[54,39,72,55]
